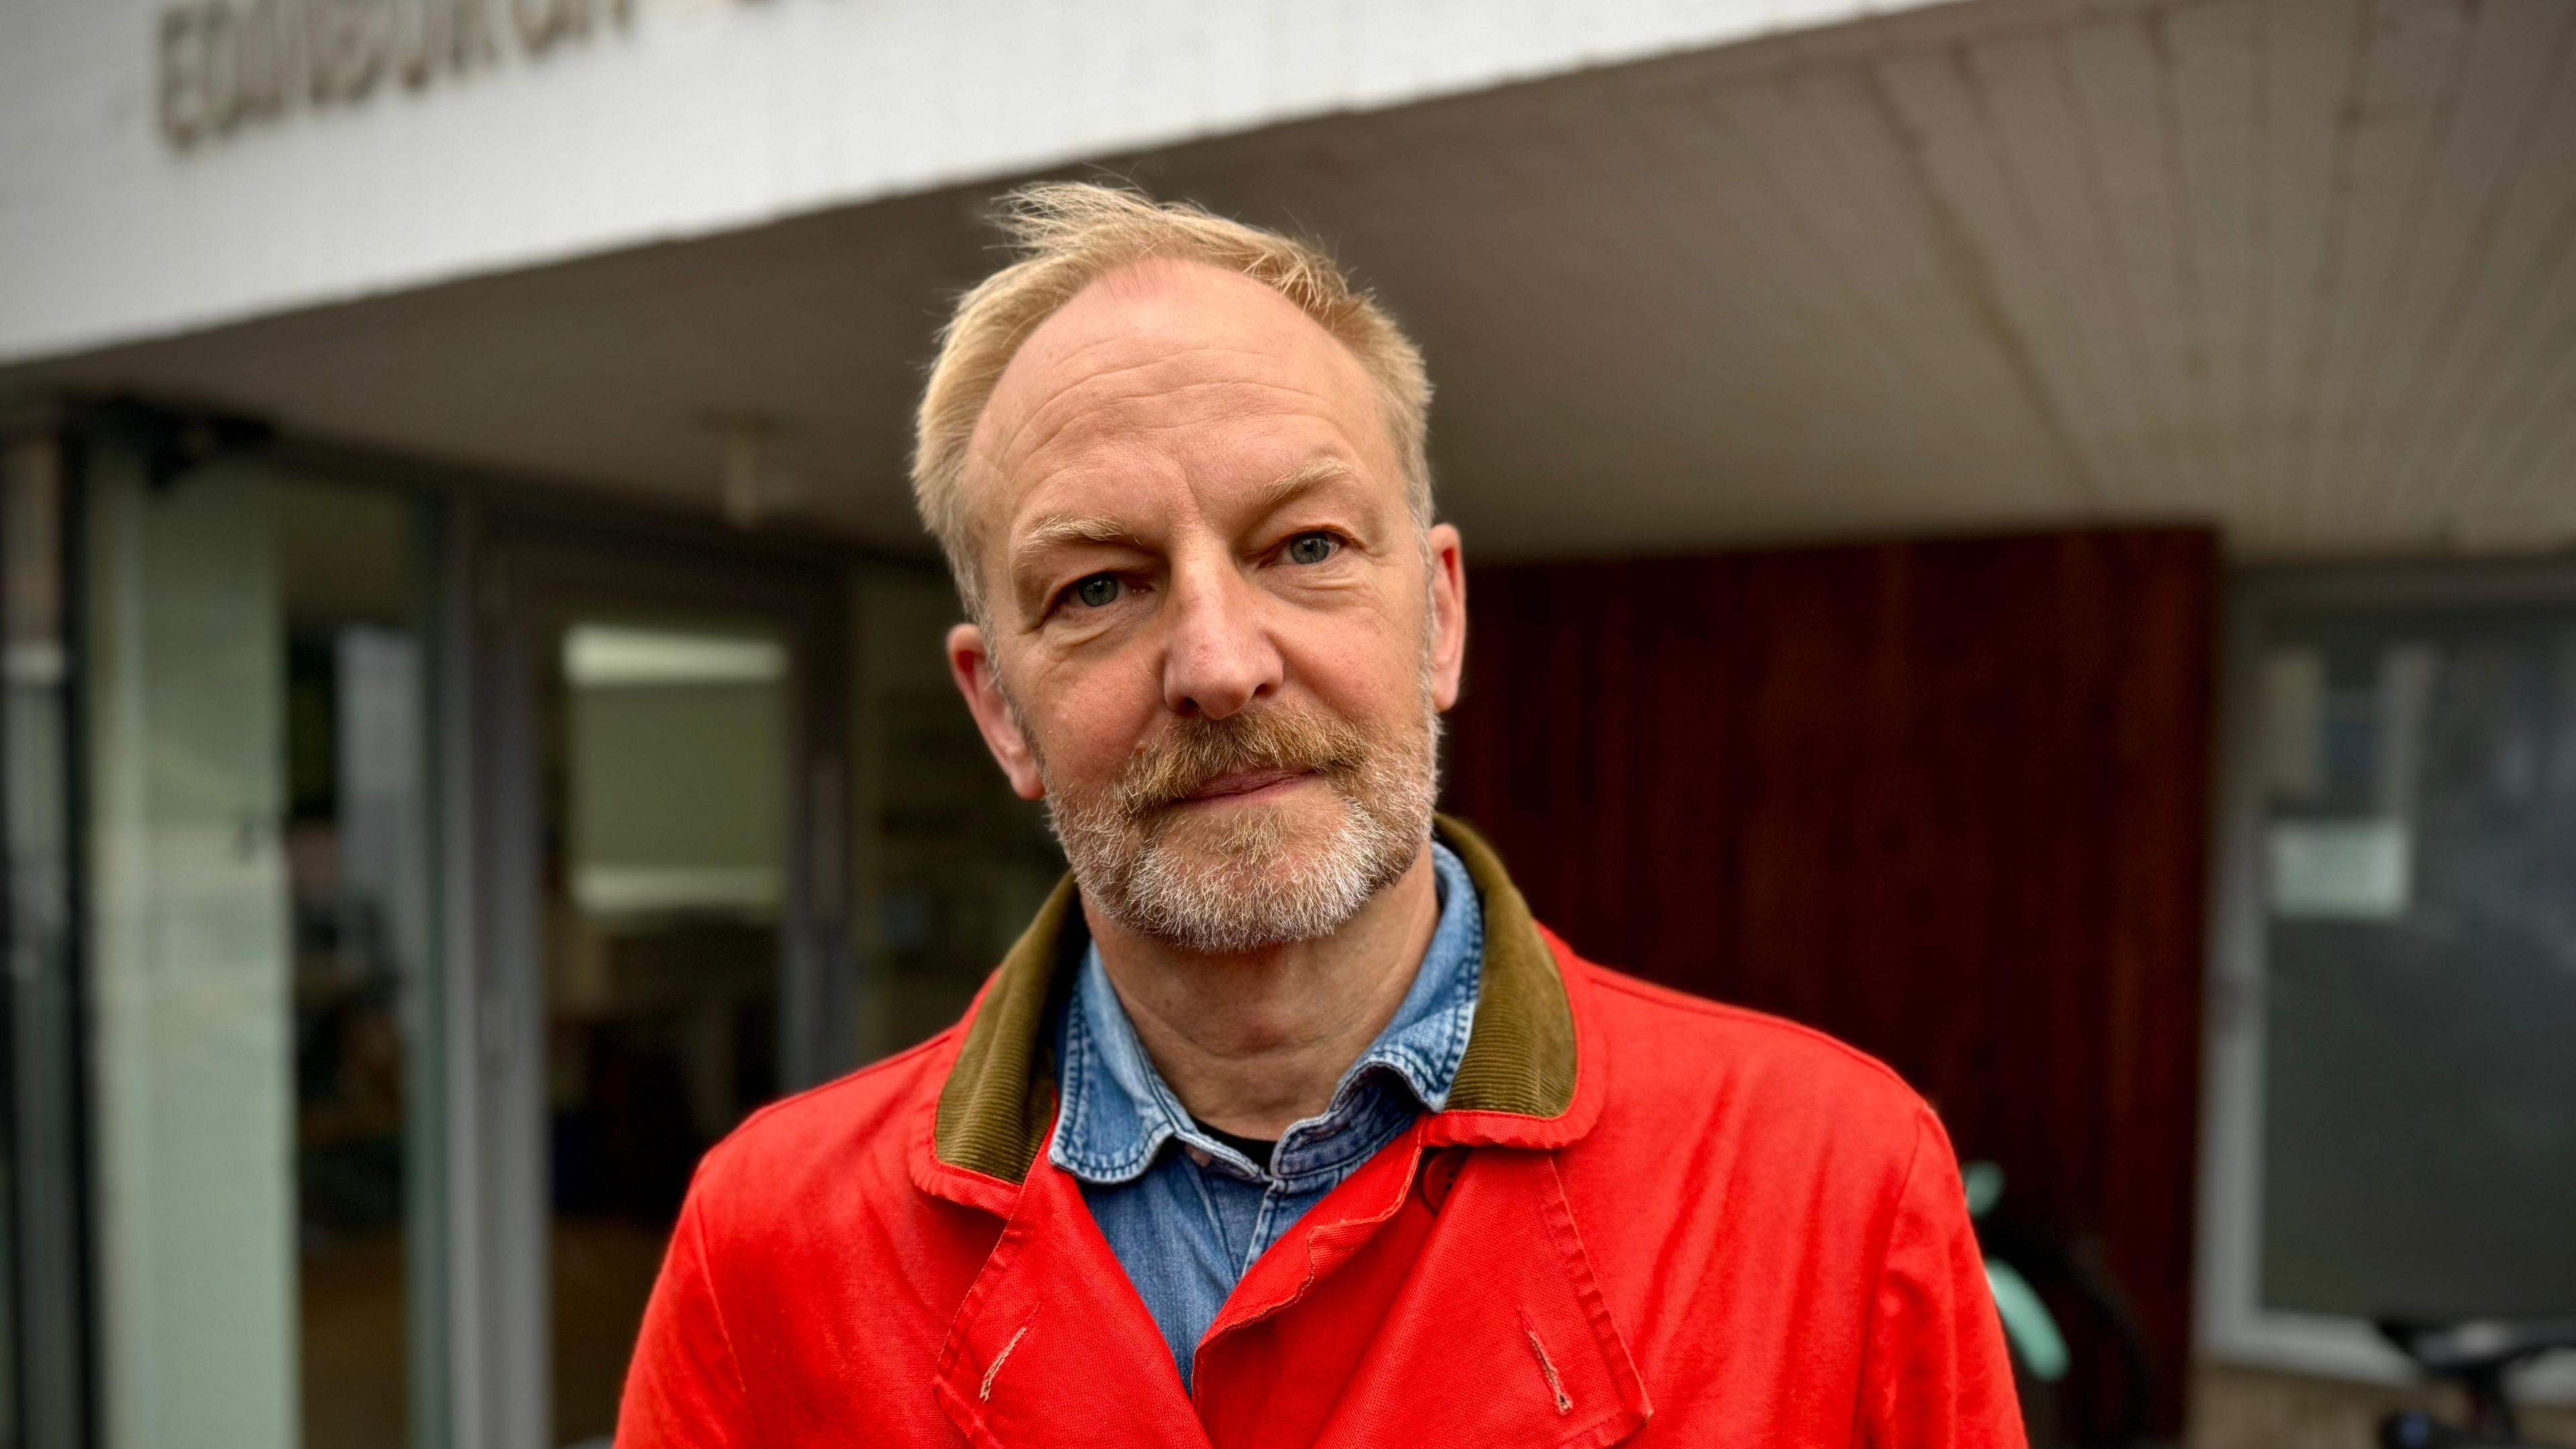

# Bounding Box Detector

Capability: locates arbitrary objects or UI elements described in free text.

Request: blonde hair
[911,181,1433,617]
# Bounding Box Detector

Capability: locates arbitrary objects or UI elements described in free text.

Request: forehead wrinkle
[1029,331,1326,382]
[978,309,1365,464]
[1000,332,1340,419]
[983,381,1350,521]
[996,367,1344,484]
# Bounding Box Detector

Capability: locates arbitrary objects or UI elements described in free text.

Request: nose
[1161,556,1282,720]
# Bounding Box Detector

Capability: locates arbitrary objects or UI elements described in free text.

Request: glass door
[78,446,445,1449]
[477,529,849,1449]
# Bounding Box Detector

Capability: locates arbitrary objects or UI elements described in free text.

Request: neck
[1082,842,1442,1140]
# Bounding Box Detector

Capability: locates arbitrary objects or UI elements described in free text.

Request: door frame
[457,506,853,1449]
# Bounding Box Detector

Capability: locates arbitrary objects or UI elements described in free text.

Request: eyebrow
[1004,455,1371,603]
[1016,512,1138,555]
[1006,512,1141,616]
[1246,455,1362,517]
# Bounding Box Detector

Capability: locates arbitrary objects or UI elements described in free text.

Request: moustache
[1110,705,1373,817]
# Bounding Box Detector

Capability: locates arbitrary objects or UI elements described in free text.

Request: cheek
[1020,651,1164,784]
[1283,613,1424,721]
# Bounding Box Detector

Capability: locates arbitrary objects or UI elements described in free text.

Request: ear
[1424,522,1468,713]
[947,622,1046,800]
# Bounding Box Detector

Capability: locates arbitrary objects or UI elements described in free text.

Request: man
[619,182,2023,1448]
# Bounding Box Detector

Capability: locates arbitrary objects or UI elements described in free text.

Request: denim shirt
[1046,840,1485,1392]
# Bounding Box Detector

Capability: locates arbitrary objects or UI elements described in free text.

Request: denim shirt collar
[1049,839,1485,1188]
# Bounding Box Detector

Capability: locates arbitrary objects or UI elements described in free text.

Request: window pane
[546,617,787,1448]
[849,567,1063,1063]
[280,480,441,1449]
[87,456,442,1449]
[87,455,299,1449]
[5,435,81,1448]
[2257,604,2576,1320]
[1,1024,13,1449]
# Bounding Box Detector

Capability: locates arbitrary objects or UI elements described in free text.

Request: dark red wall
[1442,528,2216,1439]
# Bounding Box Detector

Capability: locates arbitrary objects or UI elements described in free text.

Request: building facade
[4,1,2574,1446]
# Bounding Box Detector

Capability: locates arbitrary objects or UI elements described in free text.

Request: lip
[1179,766,1314,804]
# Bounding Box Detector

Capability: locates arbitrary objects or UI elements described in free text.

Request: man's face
[945,258,1467,954]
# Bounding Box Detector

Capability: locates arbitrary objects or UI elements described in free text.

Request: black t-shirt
[1196,1122,1278,1175]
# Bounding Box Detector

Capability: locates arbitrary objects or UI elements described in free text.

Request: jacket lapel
[932,1152,1213,1449]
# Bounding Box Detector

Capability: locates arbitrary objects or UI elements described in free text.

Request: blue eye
[1072,574,1123,608]
[1285,532,1340,565]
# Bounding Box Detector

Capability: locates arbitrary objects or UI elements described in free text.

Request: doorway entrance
[474,521,851,1449]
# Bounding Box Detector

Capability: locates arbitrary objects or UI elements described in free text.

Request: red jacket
[619,821,2025,1448]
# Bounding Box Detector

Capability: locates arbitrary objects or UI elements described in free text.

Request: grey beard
[1040,696,1442,955]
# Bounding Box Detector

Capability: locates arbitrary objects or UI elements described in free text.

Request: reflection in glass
[2257,606,2576,1320]
[85,460,439,1449]
[544,620,786,1448]
[88,456,298,1449]
[0,436,73,1449]
[847,568,1063,1063]
[281,474,440,1449]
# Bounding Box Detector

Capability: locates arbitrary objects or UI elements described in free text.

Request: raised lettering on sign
[156,0,643,148]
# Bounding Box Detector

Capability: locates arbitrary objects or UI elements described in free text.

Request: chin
[1108,790,1420,954]
[1155,786,1343,862]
